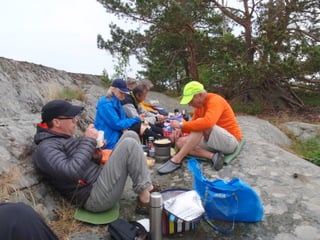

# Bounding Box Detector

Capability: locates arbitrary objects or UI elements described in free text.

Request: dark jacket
[121,93,157,124]
[0,202,58,240]
[32,124,101,206]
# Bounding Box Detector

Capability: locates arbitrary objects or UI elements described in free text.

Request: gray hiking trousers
[84,131,152,212]
[200,125,239,154]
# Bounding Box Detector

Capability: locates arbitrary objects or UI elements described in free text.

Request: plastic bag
[188,158,264,223]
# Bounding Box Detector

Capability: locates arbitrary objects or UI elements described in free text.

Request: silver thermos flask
[150,192,163,240]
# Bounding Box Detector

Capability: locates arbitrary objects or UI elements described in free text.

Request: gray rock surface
[281,122,320,142]
[0,57,319,240]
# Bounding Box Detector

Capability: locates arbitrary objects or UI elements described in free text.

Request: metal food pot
[154,139,172,162]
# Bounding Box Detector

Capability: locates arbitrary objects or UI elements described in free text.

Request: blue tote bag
[188,158,264,224]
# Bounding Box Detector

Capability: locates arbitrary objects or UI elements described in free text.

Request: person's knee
[223,140,239,154]
[121,130,140,143]
[177,132,202,147]
[175,137,185,148]
[119,136,141,152]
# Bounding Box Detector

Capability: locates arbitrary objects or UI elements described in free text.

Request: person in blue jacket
[94,78,161,149]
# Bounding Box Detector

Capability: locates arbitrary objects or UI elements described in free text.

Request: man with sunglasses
[33,100,156,215]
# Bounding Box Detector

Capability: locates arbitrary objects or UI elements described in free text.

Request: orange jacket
[182,93,242,141]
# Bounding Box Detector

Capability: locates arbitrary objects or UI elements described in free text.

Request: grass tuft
[0,167,22,200]
[54,87,87,102]
[291,137,320,166]
[48,201,83,240]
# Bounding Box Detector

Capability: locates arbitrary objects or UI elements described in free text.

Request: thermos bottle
[150,192,163,240]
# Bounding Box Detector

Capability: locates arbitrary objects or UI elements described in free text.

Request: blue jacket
[94,94,141,149]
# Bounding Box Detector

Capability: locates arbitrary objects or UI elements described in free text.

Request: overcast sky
[0,0,140,76]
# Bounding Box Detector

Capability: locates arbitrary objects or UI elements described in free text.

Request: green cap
[180,81,204,104]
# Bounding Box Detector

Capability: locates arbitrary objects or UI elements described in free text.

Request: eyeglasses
[55,117,74,120]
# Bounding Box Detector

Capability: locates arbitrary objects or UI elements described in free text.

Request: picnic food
[154,139,171,145]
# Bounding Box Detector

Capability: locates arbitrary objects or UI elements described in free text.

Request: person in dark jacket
[121,81,166,141]
[33,99,155,214]
[0,202,58,240]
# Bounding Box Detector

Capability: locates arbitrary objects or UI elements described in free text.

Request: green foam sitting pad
[74,203,119,225]
[223,139,246,164]
[186,139,246,165]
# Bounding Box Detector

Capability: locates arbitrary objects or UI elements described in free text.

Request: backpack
[108,218,149,240]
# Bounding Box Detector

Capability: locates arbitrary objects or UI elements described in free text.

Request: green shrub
[100,69,111,85]
[294,88,320,107]
[231,101,263,115]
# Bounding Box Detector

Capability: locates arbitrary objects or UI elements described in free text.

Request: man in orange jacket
[157,81,242,175]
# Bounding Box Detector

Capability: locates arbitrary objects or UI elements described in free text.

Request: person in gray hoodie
[33,99,156,215]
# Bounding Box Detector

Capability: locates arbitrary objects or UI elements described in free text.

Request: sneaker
[212,152,224,171]
[157,159,182,175]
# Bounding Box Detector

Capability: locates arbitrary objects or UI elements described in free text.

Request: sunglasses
[55,116,78,122]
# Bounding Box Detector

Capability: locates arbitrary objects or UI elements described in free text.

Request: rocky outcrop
[281,122,320,141]
[0,57,319,240]
[0,57,107,220]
